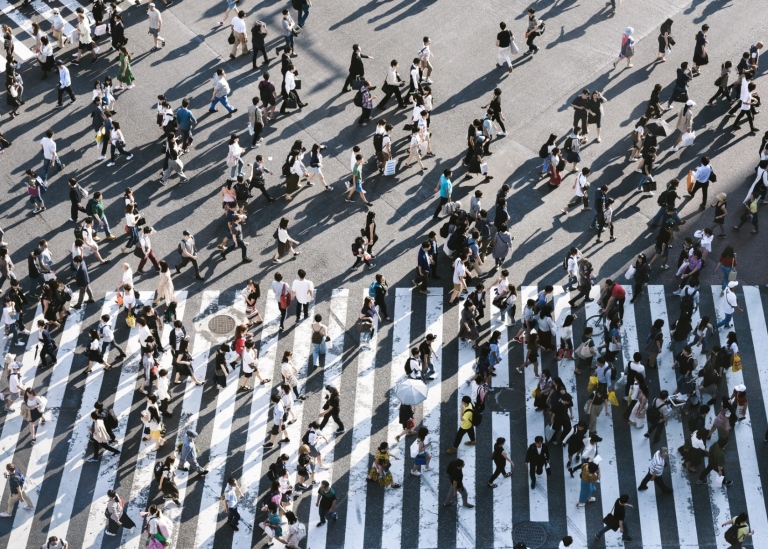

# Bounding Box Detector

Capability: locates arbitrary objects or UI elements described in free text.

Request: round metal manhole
[513,521,547,549]
[208,314,236,335]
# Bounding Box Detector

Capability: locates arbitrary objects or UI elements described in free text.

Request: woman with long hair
[226,133,244,181]
[152,260,176,307]
[273,217,300,263]
[107,121,134,167]
[114,45,135,90]
[173,338,205,385]
[307,143,331,190]
[243,280,263,326]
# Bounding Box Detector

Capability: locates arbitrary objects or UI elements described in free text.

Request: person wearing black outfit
[37,319,58,367]
[548,389,573,444]
[251,20,269,70]
[317,386,344,433]
[250,156,276,203]
[571,89,590,135]
[524,8,542,55]
[666,62,693,108]
[27,248,43,298]
[68,178,86,223]
[110,13,126,51]
[563,421,588,469]
[495,23,514,73]
[525,436,550,489]
[463,119,482,165]
[341,44,372,93]
[481,88,507,136]
[72,255,95,310]
[220,214,251,262]
[650,179,683,226]
[488,437,514,488]
[568,259,595,308]
[413,240,432,294]
[444,459,473,507]
[629,254,651,303]
[595,494,634,542]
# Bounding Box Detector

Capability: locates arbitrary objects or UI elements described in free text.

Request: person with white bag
[495,22,515,73]
[670,100,695,152]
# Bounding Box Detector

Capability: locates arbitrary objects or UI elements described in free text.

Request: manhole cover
[208,314,236,335]
[513,521,547,549]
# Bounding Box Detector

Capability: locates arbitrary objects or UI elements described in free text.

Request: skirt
[29,407,42,423]
[286,174,300,194]
[277,240,290,257]
[245,304,260,320]
[174,362,192,377]
[538,330,553,350]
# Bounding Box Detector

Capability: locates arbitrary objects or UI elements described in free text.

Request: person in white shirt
[291,269,314,321]
[378,60,406,109]
[156,369,172,416]
[716,280,743,330]
[73,13,98,65]
[2,299,28,346]
[40,129,64,182]
[230,11,248,58]
[688,156,714,210]
[51,8,67,48]
[239,340,267,389]
[418,36,434,83]
[280,62,306,114]
[3,362,23,411]
[37,35,54,78]
[55,60,76,107]
[733,81,759,132]
[98,313,126,363]
[409,58,421,95]
[223,478,244,531]
[147,3,165,50]
[563,167,591,215]
[449,252,468,305]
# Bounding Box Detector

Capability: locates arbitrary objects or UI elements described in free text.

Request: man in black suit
[37,319,58,368]
[72,255,95,310]
[525,435,550,489]
[341,44,373,93]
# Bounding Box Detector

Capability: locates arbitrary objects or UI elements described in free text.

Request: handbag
[680,131,696,148]
[94,24,107,36]
[116,292,124,306]
[480,162,489,175]
[294,79,301,90]
[728,268,737,281]
[384,159,396,176]
[587,375,599,393]
[575,340,593,360]
[686,170,695,193]
[731,353,742,373]
[126,312,136,328]
[228,32,236,45]
[441,202,456,216]
[405,418,415,429]
[510,41,520,54]
[603,509,620,531]
[607,391,620,407]
[625,264,636,280]
[642,179,657,192]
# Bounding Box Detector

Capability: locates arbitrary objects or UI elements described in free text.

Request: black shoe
[637,485,648,491]
[530,481,536,489]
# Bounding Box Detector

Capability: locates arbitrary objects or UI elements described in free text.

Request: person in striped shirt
[637,447,672,493]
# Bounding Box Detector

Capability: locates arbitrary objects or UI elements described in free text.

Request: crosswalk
[3,283,768,548]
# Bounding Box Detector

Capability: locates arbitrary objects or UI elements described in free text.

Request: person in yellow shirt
[446,396,476,454]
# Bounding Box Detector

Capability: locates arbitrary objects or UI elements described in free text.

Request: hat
[55,59,64,66]
[735,384,747,392]
[186,430,198,438]
[149,2,155,5]
[686,100,696,106]
[4,353,15,365]
[10,362,21,370]
[625,27,634,36]
[182,230,191,236]
[728,281,739,289]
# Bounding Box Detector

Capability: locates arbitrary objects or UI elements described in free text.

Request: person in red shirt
[601,279,626,320]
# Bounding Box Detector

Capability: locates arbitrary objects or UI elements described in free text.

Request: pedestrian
[209,68,237,114]
[310,314,329,369]
[577,461,600,508]
[495,23,515,73]
[586,90,608,142]
[670,100,696,152]
[595,494,634,541]
[222,477,244,530]
[446,395,475,454]
[72,13,98,65]
[281,9,297,53]
[174,230,203,280]
[691,24,709,75]
[280,61,306,113]
[40,129,65,183]
[525,436,550,489]
[258,72,277,120]
[147,3,165,50]
[524,8,543,55]
[378,61,406,110]
[177,430,209,476]
[732,81,760,133]
[612,27,635,69]
[0,463,33,517]
[722,512,755,548]
[317,385,345,434]
[637,447,672,493]
[229,10,248,59]
[86,410,120,461]
[488,437,514,488]
[342,44,372,93]
[40,536,69,549]
[345,154,373,206]
[716,281,743,330]
[657,18,673,62]
[315,480,338,527]
[357,80,376,126]
[708,61,733,106]
[51,8,67,49]
[106,121,134,167]
[410,426,433,476]
[103,490,136,536]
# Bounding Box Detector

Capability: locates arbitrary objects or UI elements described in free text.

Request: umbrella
[645,120,671,137]
[394,379,428,405]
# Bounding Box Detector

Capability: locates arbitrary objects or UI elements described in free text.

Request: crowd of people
[0,1,765,548]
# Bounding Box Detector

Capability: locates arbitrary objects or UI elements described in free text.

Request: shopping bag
[94,24,107,36]
[680,131,696,148]
[480,163,489,175]
[544,424,556,442]
[510,41,520,55]
[532,386,540,398]
[587,375,599,393]
[607,391,620,407]
[384,159,396,176]
[441,202,457,216]
[247,123,254,136]
[731,353,742,372]
[625,264,636,280]
[687,170,695,193]
[714,474,724,488]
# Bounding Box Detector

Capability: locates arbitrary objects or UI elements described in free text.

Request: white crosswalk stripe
[10,285,768,548]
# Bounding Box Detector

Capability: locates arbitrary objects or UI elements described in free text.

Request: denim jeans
[41,155,63,182]
[283,34,294,52]
[692,332,708,353]
[126,226,139,248]
[719,265,731,290]
[97,215,112,237]
[312,341,327,366]
[298,5,310,26]
[229,157,244,179]
[28,276,44,296]
[650,207,681,226]
[715,312,733,329]
[4,321,18,340]
[564,275,577,291]
[0,272,14,290]
[210,94,235,113]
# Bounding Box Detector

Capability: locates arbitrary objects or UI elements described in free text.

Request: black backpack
[446,460,459,477]
[74,224,86,241]
[657,189,668,207]
[373,132,384,153]
[724,525,739,544]
[281,155,293,177]
[647,401,662,424]
[177,241,184,256]
[353,90,363,107]
[153,461,164,483]
[404,358,414,375]
[105,408,119,429]
[564,136,573,152]
[85,198,96,216]
[471,409,483,426]
[680,289,697,318]
[234,182,249,201]
[562,252,570,271]
[439,222,451,239]
[538,142,549,159]
[302,429,311,445]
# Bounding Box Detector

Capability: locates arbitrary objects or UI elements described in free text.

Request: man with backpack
[444,458,473,508]
[650,179,684,227]
[644,390,670,444]
[0,463,33,516]
[98,314,127,363]
[446,395,477,454]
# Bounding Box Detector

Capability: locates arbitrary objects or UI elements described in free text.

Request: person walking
[178,430,208,476]
[697,437,733,486]
[577,461,600,508]
[432,169,453,221]
[222,477,244,530]
[345,154,373,206]
[595,494,634,542]
[0,463,33,517]
[315,480,338,527]
[137,226,161,273]
[104,490,136,536]
[86,410,120,461]
[175,231,203,280]
[638,447,672,493]
[209,69,237,114]
[495,22,515,73]
[716,281,743,330]
[357,80,376,126]
[280,62,306,114]
[291,269,313,321]
[72,13,98,65]
[280,10,297,53]
[317,386,345,434]
[721,512,755,548]
[250,19,270,70]
[691,24,709,76]
[443,458,474,508]
[113,46,135,91]
[488,437,514,488]
[612,27,635,69]
[342,44,373,93]
[377,60,406,110]
[147,3,165,51]
[525,436,550,489]
[524,8,543,55]
[229,10,248,59]
[40,129,64,183]
[644,390,670,443]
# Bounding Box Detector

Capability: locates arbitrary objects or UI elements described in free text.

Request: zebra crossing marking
[456,304,477,547]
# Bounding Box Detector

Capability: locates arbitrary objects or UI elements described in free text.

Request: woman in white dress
[153,260,176,307]
[628,383,648,429]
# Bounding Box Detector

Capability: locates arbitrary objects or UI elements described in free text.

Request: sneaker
[107,162,116,167]
[497,131,507,136]
[411,469,422,476]
[0,512,11,517]
[126,154,134,160]
[672,290,681,296]
[335,428,346,434]
[105,531,116,536]
[670,147,679,152]
[86,457,100,462]
[97,155,105,160]
[724,479,734,486]
[22,505,33,511]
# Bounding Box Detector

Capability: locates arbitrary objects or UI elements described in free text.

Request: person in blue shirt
[413,241,432,294]
[432,169,453,220]
[175,98,197,153]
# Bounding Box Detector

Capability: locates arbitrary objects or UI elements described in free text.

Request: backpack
[404,357,415,376]
[302,429,311,445]
[608,364,617,381]
[279,284,292,309]
[234,182,249,201]
[62,286,73,301]
[15,472,25,488]
[373,132,384,153]
[564,136,573,152]
[368,282,379,298]
[353,90,363,107]
[291,0,301,9]
[293,523,307,542]
[446,460,459,477]
[562,252,570,271]
[177,241,184,256]
[351,243,359,257]
[105,408,119,429]
[267,463,278,481]
[647,401,662,424]
[471,409,483,426]
[439,222,451,239]
[724,525,739,544]
[657,189,668,207]
[74,224,86,241]
[680,289,697,318]
[281,156,292,177]
[538,142,549,159]
[153,461,164,483]
[85,198,96,216]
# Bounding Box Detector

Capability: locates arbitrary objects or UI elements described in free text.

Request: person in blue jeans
[297,0,311,27]
[220,215,251,263]
[650,179,684,226]
[209,69,237,114]
[715,281,743,330]
[716,246,736,290]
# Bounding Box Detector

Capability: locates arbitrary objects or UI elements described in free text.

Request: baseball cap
[728,281,739,289]
[186,430,198,438]
[182,230,191,236]
[686,100,696,106]
[4,353,15,364]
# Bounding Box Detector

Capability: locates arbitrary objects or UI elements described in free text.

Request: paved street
[0,0,766,547]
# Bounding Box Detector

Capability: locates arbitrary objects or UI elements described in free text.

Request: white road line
[166,291,218,548]
[343,289,379,549]
[456,300,476,548]
[521,286,548,522]
[306,289,348,549]
[715,285,768,544]
[381,289,410,549]
[584,288,623,549]
[47,297,118,540]
[80,291,154,548]
[0,0,40,66]
[553,288,586,545]
[231,290,281,546]
[0,304,43,499]
[11,305,85,544]
[491,411,513,547]
[418,288,443,549]
[121,292,187,549]
[622,289,662,548]
[647,285,699,548]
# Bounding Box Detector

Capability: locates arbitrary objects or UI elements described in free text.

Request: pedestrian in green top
[114,46,135,90]
[345,154,372,206]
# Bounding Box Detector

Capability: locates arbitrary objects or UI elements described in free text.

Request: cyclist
[600,279,626,321]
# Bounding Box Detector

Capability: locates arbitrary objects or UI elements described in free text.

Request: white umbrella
[394,379,428,405]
